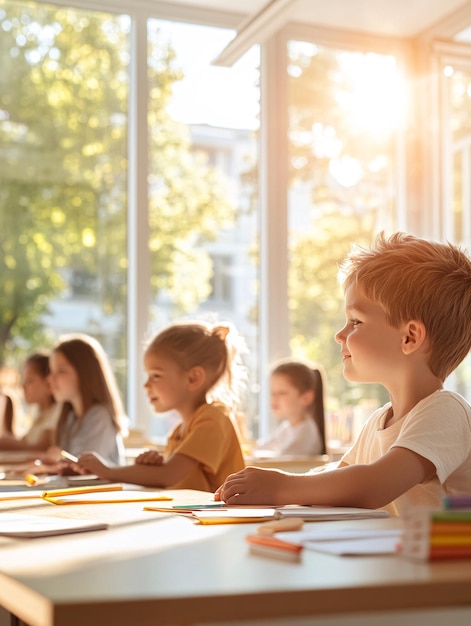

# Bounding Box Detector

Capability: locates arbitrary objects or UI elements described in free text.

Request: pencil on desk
[24,473,39,486]
[246,533,303,562]
[60,450,79,463]
[42,484,123,498]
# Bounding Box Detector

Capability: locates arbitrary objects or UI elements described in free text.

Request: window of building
[207,254,233,304]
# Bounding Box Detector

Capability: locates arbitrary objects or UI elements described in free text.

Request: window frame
[17,0,471,436]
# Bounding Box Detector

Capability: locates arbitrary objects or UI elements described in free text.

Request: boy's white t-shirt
[256,418,323,456]
[341,390,471,516]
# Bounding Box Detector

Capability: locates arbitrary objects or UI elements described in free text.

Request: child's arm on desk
[77,451,198,488]
[216,447,435,508]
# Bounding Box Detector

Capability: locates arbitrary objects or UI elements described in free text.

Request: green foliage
[289,211,388,406]
[0,2,235,365]
[287,42,396,407]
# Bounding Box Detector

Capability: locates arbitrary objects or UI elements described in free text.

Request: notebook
[0,513,108,538]
[148,505,390,525]
[273,527,402,555]
[274,506,390,521]
[189,508,277,524]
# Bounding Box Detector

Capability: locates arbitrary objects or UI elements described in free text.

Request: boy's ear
[402,320,427,354]
[187,366,206,390]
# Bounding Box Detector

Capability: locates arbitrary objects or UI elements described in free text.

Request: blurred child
[217,232,471,516]
[77,321,246,491]
[0,392,14,436]
[0,365,18,435]
[0,352,59,451]
[44,333,125,471]
[255,360,326,456]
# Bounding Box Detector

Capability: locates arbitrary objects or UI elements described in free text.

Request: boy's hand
[217,466,288,505]
[135,450,164,466]
[77,452,111,478]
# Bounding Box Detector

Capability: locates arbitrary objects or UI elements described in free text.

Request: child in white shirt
[217,232,471,516]
[255,360,326,456]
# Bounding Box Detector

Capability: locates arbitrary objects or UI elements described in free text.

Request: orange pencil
[430,522,471,536]
[246,533,303,562]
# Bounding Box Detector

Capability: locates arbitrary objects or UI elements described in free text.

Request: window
[286,40,405,445]
[0,1,130,400]
[208,254,233,304]
[434,38,471,401]
[3,0,471,446]
[145,19,259,436]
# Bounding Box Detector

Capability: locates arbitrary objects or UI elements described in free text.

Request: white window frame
[431,39,471,246]
[21,0,471,436]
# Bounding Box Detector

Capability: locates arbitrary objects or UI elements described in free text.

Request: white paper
[275,505,390,520]
[274,528,402,555]
[0,513,108,537]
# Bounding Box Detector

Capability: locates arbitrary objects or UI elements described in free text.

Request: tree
[0,2,235,365]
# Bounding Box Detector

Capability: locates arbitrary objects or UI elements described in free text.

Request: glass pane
[442,61,471,399]
[446,64,471,245]
[146,19,260,439]
[287,41,405,448]
[0,1,129,426]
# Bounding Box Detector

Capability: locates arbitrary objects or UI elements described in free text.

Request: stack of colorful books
[399,496,471,561]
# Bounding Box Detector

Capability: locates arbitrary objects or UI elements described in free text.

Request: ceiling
[169,0,471,39]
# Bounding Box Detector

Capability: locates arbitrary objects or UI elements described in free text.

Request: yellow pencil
[42,484,123,498]
[24,473,40,486]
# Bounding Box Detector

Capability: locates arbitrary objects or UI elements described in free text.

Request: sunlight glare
[329,155,362,187]
[150,20,260,131]
[444,65,454,77]
[340,52,407,136]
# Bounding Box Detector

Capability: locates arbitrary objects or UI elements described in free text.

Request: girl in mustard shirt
[77,321,246,491]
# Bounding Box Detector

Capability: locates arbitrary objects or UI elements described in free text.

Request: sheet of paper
[0,513,108,537]
[303,535,400,555]
[275,528,401,544]
[274,528,402,555]
[192,508,277,524]
[275,506,390,521]
[0,490,43,501]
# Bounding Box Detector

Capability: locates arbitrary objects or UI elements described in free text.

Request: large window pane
[0,1,129,414]
[287,41,405,447]
[146,19,259,438]
[440,55,471,400]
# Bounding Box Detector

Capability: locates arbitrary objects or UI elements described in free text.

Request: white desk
[0,494,470,626]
